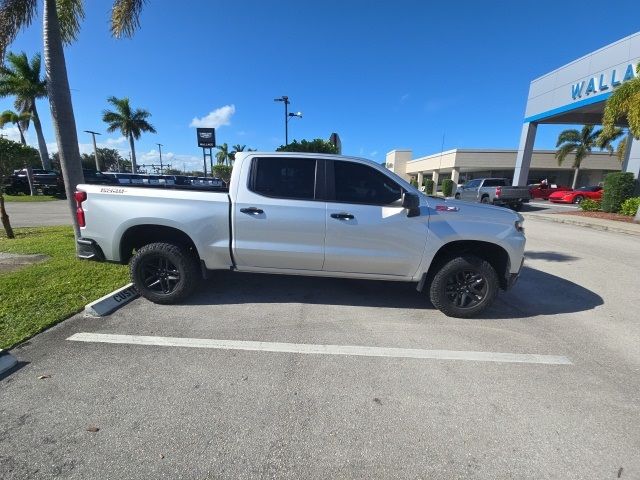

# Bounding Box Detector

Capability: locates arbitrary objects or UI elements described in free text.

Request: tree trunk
[31,103,51,170]
[571,167,580,189]
[43,0,84,240]
[0,192,15,239]
[17,124,26,145]
[129,134,137,173]
[24,164,35,196]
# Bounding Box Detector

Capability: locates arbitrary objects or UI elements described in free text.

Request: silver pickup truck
[75,152,526,318]
[454,178,530,210]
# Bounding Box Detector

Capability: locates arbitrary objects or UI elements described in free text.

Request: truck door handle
[330,212,354,220]
[240,207,264,215]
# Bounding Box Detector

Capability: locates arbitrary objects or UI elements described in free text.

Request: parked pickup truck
[454,178,530,210]
[75,153,526,318]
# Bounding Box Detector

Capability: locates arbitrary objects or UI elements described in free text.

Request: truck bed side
[78,184,232,269]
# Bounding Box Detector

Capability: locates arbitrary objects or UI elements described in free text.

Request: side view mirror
[402,192,420,217]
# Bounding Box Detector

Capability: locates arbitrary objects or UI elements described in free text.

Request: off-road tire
[429,255,499,318]
[454,193,461,199]
[481,195,490,204]
[130,242,198,304]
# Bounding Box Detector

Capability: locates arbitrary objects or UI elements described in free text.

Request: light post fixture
[287,112,302,144]
[156,143,163,173]
[274,95,296,145]
[84,130,101,171]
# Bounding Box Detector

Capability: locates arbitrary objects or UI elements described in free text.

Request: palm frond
[55,0,85,44]
[110,0,146,39]
[555,129,580,147]
[555,143,576,166]
[0,0,38,59]
[602,69,640,139]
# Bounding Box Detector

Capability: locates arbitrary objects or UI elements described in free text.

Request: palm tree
[102,96,156,174]
[229,144,246,163]
[216,143,231,165]
[0,110,31,145]
[0,52,50,168]
[555,125,619,189]
[602,64,640,140]
[0,0,147,240]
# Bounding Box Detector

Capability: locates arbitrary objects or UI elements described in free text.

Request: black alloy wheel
[444,270,488,309]
[141,255,181,294]
[130,242,198,304]
[428,255,499,318]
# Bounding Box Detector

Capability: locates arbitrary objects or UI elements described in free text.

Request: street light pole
[274,96,291,145]
[84,130,101,171]
[156,143,163,173]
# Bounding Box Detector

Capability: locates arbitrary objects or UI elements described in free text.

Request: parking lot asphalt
[2,217,640,479]
[4,200,71,227]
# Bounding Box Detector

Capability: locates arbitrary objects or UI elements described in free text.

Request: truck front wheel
[429,255,499,318]
[130,242,198,304]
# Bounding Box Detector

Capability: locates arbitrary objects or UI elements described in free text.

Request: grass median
[4,194,59,202]
[0,226,129,349]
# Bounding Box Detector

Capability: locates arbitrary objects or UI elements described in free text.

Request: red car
[549,186,603,204]
[528,183,572,200]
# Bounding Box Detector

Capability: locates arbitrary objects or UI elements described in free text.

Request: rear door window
[250,157,317,200]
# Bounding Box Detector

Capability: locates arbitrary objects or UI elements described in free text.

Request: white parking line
[67,333,572,365]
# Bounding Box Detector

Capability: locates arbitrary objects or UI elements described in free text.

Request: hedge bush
[442,179,454,197]
[579,199,601,212]
[620,197,640,216]
[424,179,435,195]
[601,172,636,213]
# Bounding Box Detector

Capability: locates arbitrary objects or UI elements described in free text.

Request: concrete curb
[84,283,139,317]
[0,349,18,375]
[523,213,640,237]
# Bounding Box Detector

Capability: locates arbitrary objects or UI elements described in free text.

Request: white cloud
[400,93,410,104]
[370,150,378,157]
[105,136,127,146]
[190,105,235,128]
[0,126,24,144]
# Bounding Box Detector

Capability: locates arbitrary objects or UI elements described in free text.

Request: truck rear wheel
[130,242,198,304]
[429,255,499,318]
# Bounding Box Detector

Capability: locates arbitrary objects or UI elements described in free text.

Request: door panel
[233,157,326,270]
[324,203,428,276]
[323,160,428,277]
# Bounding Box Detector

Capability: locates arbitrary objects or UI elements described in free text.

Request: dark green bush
[410,178,418,187]
[579,199,601,212]
[601,172,636,213]
[620,197,640,216]
[424,179,435,195]
[442,179,454,197]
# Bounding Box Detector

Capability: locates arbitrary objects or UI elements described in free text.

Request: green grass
[0,226,129,349]
[3,194,59,202]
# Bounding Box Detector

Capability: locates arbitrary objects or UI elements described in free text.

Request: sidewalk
[522,211,640,236]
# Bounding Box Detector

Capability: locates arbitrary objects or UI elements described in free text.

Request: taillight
[495,186,502,198]
[75,191,87,227]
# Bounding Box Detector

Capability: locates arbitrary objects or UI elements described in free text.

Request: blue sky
[1,0,639,170]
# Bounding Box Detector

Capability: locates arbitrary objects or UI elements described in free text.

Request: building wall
[386,149,621,185]
[525,32,640,122]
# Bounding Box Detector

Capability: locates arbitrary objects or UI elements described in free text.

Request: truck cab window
[252,157,316,200]
[333,161,402,205]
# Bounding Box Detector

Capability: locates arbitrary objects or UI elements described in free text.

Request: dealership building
[386,31,640,186]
